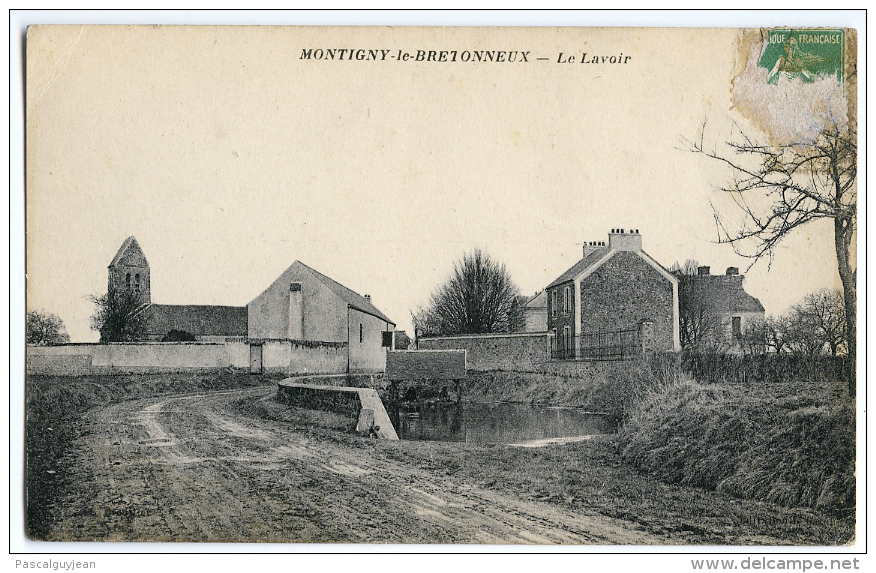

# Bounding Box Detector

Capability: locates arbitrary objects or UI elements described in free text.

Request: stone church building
[108,237,248,341]
[106,236,396,373]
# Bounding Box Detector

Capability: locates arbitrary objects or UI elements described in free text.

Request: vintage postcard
[22,22,859,549]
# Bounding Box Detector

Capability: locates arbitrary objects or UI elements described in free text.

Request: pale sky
[23,22,856,342]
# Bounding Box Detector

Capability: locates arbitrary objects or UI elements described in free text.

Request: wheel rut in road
[50,386,669,544]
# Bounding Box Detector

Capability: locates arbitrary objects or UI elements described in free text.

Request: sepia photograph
[15,11,862,555]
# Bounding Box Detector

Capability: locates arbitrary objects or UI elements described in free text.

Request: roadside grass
[617,376,855,521]
[24,370,277,539]
[462,358,855,529]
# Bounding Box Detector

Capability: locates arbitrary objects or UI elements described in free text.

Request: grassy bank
[461,360,854,527]
[24,371,277,538]
[464,358,674,421]
[617,377,855,520]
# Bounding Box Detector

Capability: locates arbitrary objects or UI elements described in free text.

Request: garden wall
[417,333,549,371]
[26,340,348,376]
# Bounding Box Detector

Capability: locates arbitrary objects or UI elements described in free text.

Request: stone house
[247,261,396,373]
[545,229,680,358]
[521,291,547,332]
[675,265,765,353]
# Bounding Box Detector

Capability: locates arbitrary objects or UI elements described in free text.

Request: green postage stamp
[759,29,845,84]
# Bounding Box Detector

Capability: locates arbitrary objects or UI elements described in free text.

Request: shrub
[162,329,196,342]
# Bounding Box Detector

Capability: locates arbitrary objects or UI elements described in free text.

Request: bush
[681,350,852,386]
[162,329,196,342]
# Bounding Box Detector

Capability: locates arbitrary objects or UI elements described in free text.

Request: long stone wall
[26,340,348,376]
[386,350,466,380]
[417,333,550,372]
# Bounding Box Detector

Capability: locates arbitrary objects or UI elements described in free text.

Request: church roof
[109,236,146,268]
[297,262,395,325]
[146,304,248,337]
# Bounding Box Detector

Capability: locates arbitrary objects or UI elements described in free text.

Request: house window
[563,286,571,314]
[732,316,742,339]
[563,326,572,356]
[125,273,131,289]
[134,273,140,293]
[551,290,557,318]
[360,323,364,343]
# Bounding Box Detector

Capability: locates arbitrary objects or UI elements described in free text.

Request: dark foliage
[413,249,521,336]
[89,285,148,343]
[162,329,196,342]
[26,309,70,345]
[681,350,851,386]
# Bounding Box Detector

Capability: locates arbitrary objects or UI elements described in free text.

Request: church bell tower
[107,236,151,305]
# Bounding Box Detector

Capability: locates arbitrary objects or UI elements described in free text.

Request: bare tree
[789,288,847,357]
[690,124,856,391]
[673,260,725,351]
[26,310,70,345]
[413,249,521,336]
[89,285,149,343]
[508,295,528,333]
[744,289,846,359]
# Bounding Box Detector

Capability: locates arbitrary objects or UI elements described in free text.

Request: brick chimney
[582,240,606,258]
[608,228,643,252]
[364,294,371,304]
[697,266,711,276]
[726,267,739,275]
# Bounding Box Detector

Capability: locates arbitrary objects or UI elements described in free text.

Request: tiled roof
[297,262,395,325]
[146,304,248,337]
[524,291,546,309]
[547,247,610,288]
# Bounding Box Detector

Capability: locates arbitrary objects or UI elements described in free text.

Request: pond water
[389,401,616,444]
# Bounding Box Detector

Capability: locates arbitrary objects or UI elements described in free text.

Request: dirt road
[44,386,674,544]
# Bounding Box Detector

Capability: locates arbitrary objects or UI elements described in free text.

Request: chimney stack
[582,240,606,258]
[364,294,371,304]
[608,228,643,252]
[697,266,711,276]
[726,267,739,276]
[288,282,304,340]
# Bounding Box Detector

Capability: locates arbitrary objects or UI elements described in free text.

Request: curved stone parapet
[277,376,398,440]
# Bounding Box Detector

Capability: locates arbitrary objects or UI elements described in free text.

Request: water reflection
[389,401,616,444]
